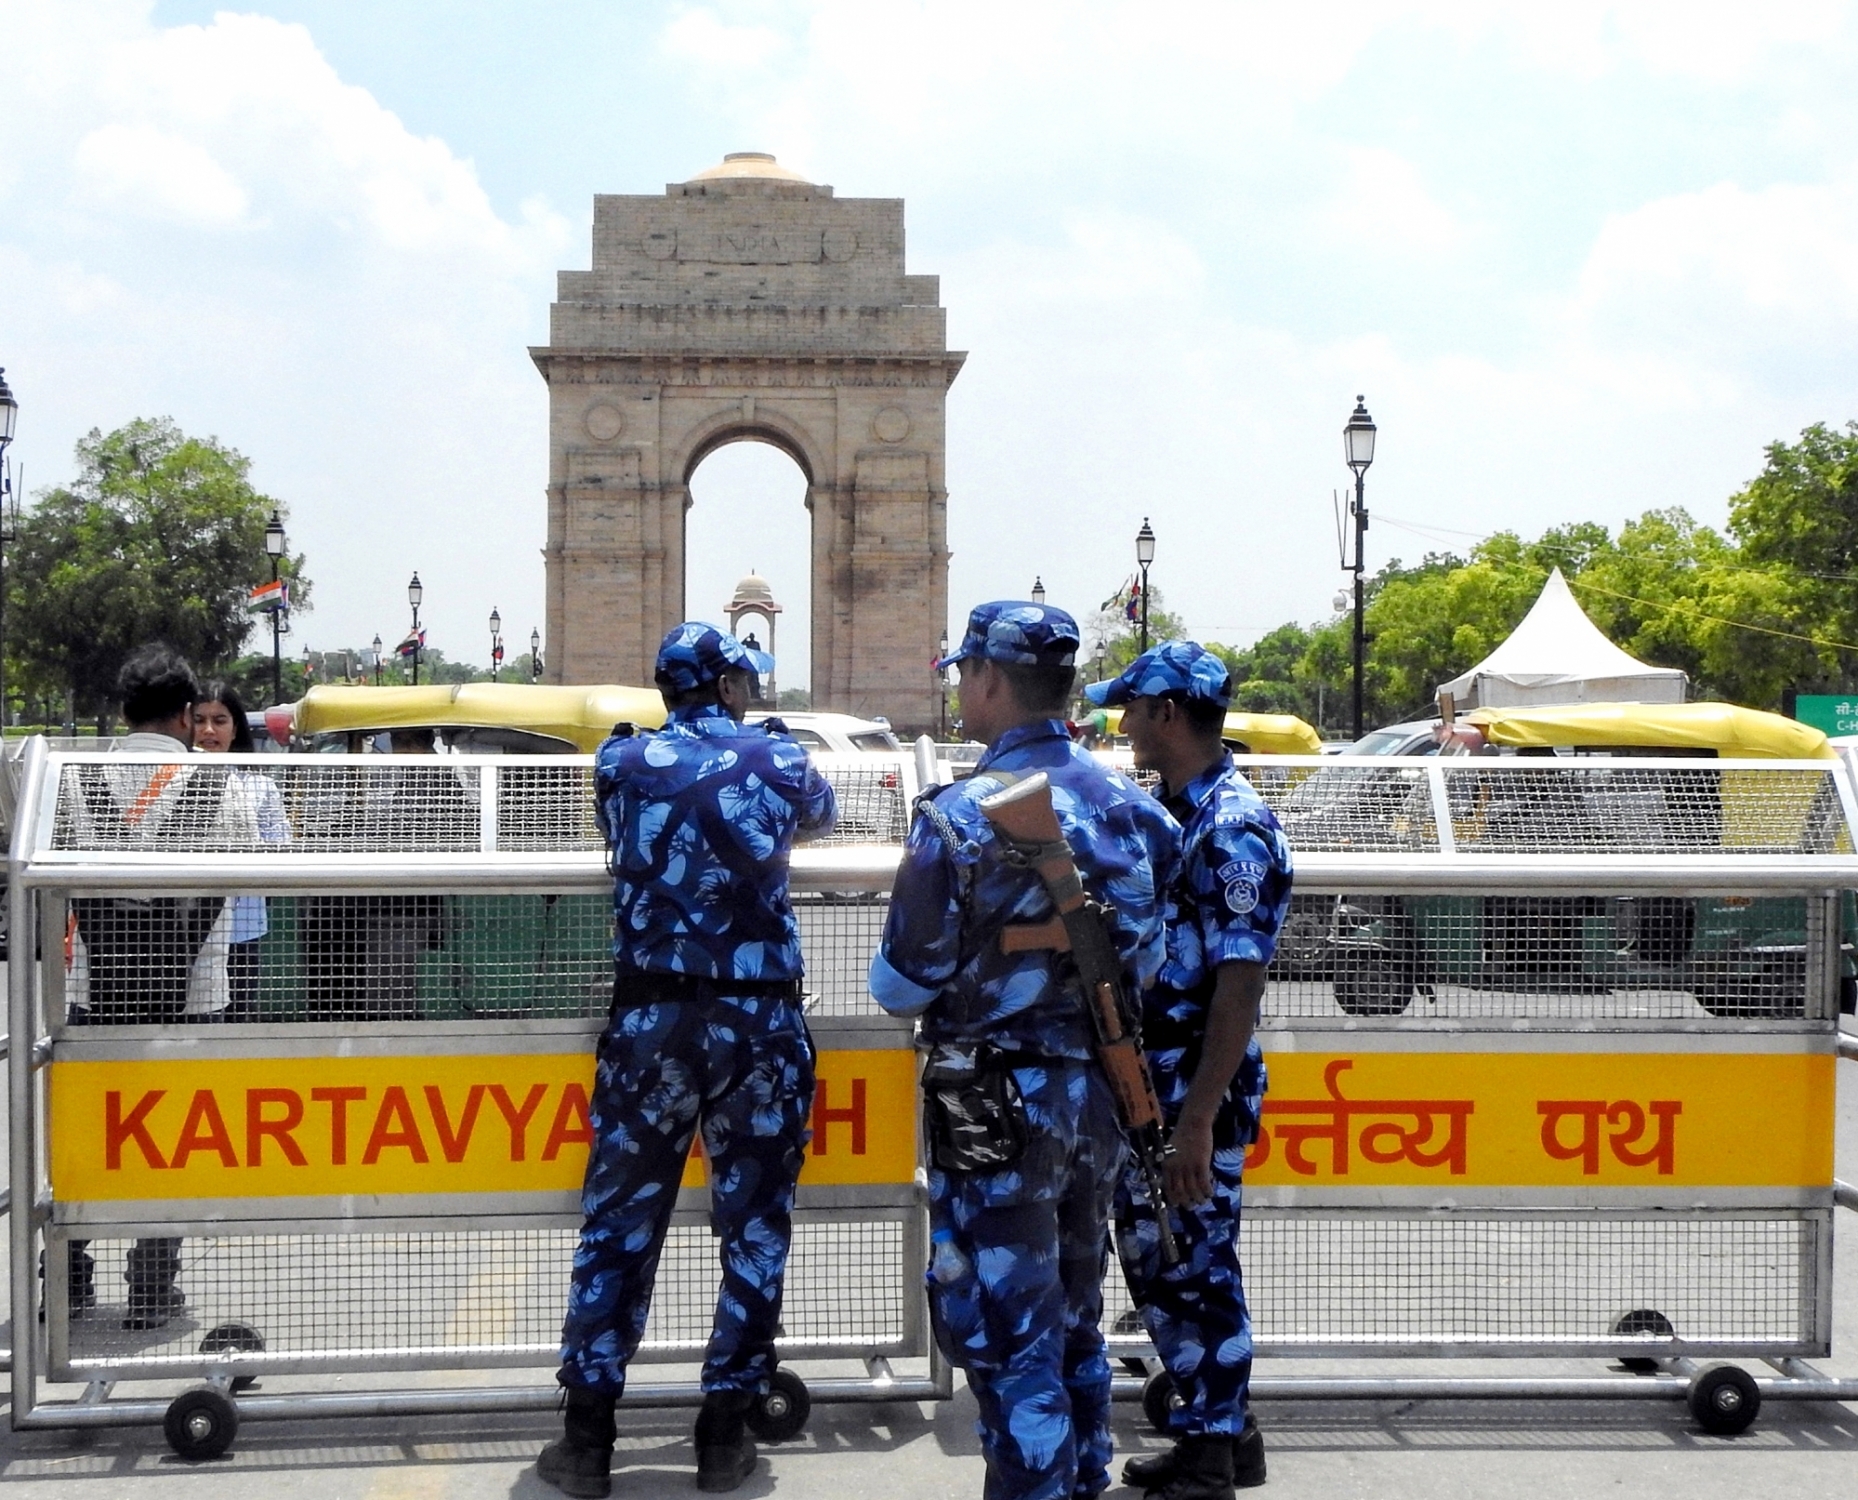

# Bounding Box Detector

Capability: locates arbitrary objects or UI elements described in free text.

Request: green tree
[8,418,310,724]
[1719,420,1858,699]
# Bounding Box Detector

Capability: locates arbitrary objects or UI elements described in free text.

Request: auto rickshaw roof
[1098,708,1323,755]
[1463,701,1834,760]
[296,683,666,752]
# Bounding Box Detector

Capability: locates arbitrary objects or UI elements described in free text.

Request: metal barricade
[9,740,1858,1454]
[7,742,945,1456]
[1104,753,1858,1433]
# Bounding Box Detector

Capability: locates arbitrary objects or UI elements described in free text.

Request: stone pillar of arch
[532,152,963,735]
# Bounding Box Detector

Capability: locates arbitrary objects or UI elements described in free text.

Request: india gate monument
[532,152,964,730]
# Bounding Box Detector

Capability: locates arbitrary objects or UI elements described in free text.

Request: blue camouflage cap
[937,601,1080,670]
[1083,640,1232,708]
[654,621,756,694]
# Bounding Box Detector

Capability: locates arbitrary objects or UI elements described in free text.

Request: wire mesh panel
[51,759,485,855]
[54,1215,915,1378]
[808,761,909,845]
[1102,1211,1822,1355]
[1436,761,1847,855]
[1260,891,1825,1021]
[794,895,892,1017]
[496,764,603,853]
[54,892,897,1024]
[1265,764,1441,854]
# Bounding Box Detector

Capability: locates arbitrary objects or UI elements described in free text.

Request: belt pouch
[921,1042,1029,1173]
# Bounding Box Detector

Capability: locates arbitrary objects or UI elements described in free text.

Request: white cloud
[1320,147,1469,256]
[73,122,251,227]
[1568,172,1858,400]
[662,7,789,69]
[1416,0,1848,82]
[0,2,573,667]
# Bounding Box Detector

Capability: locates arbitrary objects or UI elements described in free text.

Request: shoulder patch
[1217,858,1268,916]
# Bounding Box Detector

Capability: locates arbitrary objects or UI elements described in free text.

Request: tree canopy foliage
[1082,421,1858,738]
[7,418,310,721]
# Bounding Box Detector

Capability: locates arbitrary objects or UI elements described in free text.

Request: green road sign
[1791,694,1858,737]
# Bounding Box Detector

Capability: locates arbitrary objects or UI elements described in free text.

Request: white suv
[746,711,902,754]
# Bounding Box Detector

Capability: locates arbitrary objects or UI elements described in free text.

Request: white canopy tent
[1436,567,1687,710]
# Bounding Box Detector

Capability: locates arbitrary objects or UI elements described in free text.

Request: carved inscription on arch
[641,226,857,265]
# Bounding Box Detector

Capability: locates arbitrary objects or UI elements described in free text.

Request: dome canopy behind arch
[728,571,782,612]
[687,151,814,185]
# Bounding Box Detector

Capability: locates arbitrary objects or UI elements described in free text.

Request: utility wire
[1564,576,1858,656]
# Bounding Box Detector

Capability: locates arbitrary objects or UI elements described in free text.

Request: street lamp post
[488,607,502,682]
[937,628,949,740]
[0,369,20,732]
[530,627,542,683]
[264,510,286,705]
[1031,577,1046,605]
[1134,518,1156,655]
[407,572,423,687]
[1343,396,1377,741]
[371,634,383,686]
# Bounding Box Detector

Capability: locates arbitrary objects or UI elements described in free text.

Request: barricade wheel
[747,1370,811,1442]
[1610,1307,1675,1374]
[1688,1365,1761,1436]
[199,1321,266,1393]
[1142,1371,1182,1435]
[164,1386,239,1461]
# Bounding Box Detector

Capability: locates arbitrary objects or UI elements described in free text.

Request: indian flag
[248,579,288,614]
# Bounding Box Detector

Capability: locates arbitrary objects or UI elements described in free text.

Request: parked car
[744,711,902,754]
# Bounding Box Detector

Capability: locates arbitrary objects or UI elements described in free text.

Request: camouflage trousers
[1112,1089,1256,1436]
[557,985,815,1397]
[926,1059,1126,1500]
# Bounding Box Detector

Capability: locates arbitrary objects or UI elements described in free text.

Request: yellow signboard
[49,1047,1832,1202]
[50,1049,918,1203]
[1243,1051,1831,1188]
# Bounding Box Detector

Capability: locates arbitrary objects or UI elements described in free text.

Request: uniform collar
[666,703,745,733]
[1163,750,1234,819]
[976,719,1070,770]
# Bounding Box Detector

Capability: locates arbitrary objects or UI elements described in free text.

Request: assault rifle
[979,772,1180,1264]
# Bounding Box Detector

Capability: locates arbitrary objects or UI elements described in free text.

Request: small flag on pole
[247,579,288,614]
[395,629,425,659]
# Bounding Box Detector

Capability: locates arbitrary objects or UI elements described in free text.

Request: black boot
[1134,1432,1239,1499]
[1124,1418,1265,1491]
[121,1282,186,1331]
[1232,1417,1267,1488]
[694,1389,758,1493]
[537,1387,617,1499]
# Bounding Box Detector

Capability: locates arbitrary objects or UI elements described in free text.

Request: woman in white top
[193,681,289,1020]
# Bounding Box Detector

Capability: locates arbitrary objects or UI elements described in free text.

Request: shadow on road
[1,1385,1854,1487]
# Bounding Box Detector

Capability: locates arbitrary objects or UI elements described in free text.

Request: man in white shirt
[65,645,253,1327]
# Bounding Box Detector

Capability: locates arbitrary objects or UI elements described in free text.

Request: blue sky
[4,2,1856,685]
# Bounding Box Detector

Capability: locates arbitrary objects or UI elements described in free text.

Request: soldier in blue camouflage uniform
[871,601,1181,1500]
[538,623,837,1499]
[1085,643,1294,1497]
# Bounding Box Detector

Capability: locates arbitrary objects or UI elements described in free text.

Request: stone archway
[532,152,964,732]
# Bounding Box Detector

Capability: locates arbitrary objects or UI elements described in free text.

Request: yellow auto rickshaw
[293,682,666,754]
[1094,708,1323,756]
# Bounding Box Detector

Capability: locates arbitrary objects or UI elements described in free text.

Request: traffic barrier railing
[9,742,1858,1456]
[7,742,941,1458]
